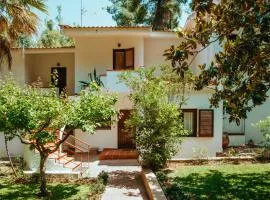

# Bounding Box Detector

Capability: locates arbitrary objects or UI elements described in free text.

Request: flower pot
[222,133,230,149]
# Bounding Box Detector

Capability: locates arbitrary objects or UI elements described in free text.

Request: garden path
[102,171,149,200]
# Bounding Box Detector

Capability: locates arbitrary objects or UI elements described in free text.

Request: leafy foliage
[0,75,117,196]
[119,65,187,170]
[37,19,74,48]
[79,69,104,90]
[164,0,270,124]
[255,116,270,146]
[107,0,188,30]
[0,0,47,69]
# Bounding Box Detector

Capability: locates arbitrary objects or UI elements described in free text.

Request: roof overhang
[61,25,178,38]
[12,46,75,54]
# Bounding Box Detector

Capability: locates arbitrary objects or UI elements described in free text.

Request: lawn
[163,163,270,200]
[0,175,104,200]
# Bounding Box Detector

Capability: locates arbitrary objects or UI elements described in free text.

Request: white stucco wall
[74,36,144,93]
[0,49,26,85]
[0,135,24,158]
[173,91,223,158]
[245,95,270,144]
[228,135,245,146]
[144,37,180,67]
[10,50,26,85]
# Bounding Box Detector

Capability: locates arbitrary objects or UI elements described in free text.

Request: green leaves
[0,75,117,146]
[107,0,188,30]
[254,116,270,146]
[119,65,187,170]
[165,0,270,123]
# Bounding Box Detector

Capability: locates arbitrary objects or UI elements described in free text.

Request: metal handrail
[57,133,90,174]
[68,134,91,149]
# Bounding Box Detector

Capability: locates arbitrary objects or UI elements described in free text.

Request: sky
[37,0,190,31]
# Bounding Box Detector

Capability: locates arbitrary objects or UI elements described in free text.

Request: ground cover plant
[0,162,106,200]
[158,163,270,200]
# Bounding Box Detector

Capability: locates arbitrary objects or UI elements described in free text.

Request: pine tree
[107,0,187,30]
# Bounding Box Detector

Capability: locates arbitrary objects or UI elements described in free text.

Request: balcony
[100,70,133,93]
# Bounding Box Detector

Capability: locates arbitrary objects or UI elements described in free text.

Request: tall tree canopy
[37,19,74,48]
[107,0,188,30]
[0,0,47,69]
[164,0,270,123]
[37,5,74,48]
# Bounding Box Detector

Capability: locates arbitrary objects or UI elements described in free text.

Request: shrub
[119,65,190,171]
[97,171,109,185]
[255,116,270,146]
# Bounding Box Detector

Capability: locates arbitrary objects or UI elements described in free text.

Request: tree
[0,76,117,196]
[107,0,188,30]
[16,34,35,48]
[37,19,74,48]
[164,0,270,124]
[119,65,188,170]
[0,0,47,69]
[55,5,63,26]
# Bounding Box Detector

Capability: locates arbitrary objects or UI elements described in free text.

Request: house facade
[0,26,268,163]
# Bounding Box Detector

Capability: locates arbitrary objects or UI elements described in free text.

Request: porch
[24,48,75,95]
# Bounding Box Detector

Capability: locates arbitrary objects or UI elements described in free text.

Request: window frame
[113,48,134,70]
[181,109,198,137]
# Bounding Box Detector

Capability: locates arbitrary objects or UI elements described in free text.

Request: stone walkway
[102,171,149,200]
[83,159,142,178]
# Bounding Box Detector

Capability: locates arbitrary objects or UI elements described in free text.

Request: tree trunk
[39,153,49,197]
[4,134,17,177]
[153,0,163,30]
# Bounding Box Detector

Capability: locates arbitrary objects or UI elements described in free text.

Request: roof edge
[12,46,75,50]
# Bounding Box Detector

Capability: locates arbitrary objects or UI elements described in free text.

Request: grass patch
[0,175,105,200]
[0,161,106,200]
[163,163,270,200]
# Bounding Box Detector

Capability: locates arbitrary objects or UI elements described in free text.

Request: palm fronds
[0,0,47,70]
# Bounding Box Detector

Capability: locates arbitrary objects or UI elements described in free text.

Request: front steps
[99,149,139,160]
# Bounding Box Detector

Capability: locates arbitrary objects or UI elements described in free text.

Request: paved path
[102,171,149,200]
[83,159,142,178]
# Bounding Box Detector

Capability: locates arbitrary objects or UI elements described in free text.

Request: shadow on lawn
[0,180,81,200]
[165,170,270,200]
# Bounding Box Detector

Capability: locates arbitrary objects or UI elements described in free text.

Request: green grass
[165,163,270,200]
[0,176,103,200]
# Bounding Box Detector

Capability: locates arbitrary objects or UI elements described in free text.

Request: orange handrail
[64,141,85,152]
[68,134,91,148]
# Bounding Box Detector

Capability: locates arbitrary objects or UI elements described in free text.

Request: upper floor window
[113,48,134,70]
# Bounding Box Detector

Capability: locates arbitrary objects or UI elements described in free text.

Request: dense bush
[119,65,190,170]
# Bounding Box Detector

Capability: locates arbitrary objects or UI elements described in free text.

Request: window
[181,109,214,137]
[113,48,134,70]
[182,109,197,137]
[199,110,214,137]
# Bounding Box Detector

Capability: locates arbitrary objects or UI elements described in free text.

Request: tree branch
[187,36,222,68]
[49,129,74,154]
[14,134,31,145]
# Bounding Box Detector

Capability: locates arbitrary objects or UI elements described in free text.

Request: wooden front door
[118,110,135,149]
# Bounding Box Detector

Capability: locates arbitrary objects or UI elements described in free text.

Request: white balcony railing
[100,70,132,93]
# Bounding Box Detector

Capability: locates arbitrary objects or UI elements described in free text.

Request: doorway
[51,67,67,94]
[118,110,135,149]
